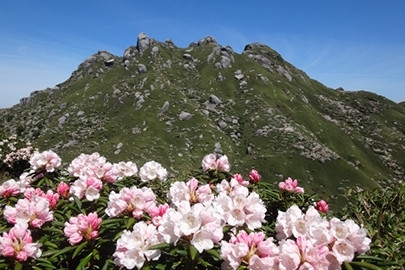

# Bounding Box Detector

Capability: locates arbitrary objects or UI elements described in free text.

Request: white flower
[113,222,162,269]
[139,161,168,182]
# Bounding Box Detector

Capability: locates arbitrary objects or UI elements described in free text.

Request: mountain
[2,32,405,205]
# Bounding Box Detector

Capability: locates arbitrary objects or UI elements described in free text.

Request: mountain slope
[2,33,405,204]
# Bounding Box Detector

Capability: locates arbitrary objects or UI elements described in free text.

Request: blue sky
[1,1,404,108]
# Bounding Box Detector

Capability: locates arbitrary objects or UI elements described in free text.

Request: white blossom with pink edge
[275,204,371,266]
[113,221,163,270]
[220,231,279,270]
[201,153,231,172]
[29,150,61,173]
[3,197,53,228]
[213,184,266,230]
[158,201,224,253]
[167,178,213,207]
[0,179,21,198]
[105,186,157,218]
[69,177,103,201]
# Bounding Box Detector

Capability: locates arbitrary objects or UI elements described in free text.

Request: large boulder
[137,32,150,53]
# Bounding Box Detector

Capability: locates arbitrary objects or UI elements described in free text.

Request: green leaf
[43,241,59,249]
[47,245,77,259]
[204,248,221,259]
[348,261,383,270]
[148,243,171,250]
[189,245,198,261]
[76,253,92,270]
[73,195,82,209]
[72,241,88,258]
[343,262,354,270]
[125,217,136,229]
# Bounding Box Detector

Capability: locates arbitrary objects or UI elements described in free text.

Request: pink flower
[0,222,42,261]
[315,200,329,213]
[220,231,279,269]
[3,197,53,228]
[57,182,70,199]
[64,212,102,245]
[278,177,305,193]
[249,169,261,183]
[148,203,170,226]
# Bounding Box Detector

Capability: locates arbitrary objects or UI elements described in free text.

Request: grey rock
[209,94,222,105]
[116,142,123,149]
[179,111,193,121]
[220,55,232,68]
[62,140,78,148]
[160,101,169,113]
[214,62,222,69]
[124,60,130,67]
[197,36,217,46]
[137,32,150,53]
[218,121,227,129]
[151,46,159,57]
[138,64,147,73]
[82,55,96,68]
[77,111,85,116]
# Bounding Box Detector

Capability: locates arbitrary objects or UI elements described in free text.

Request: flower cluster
[0,150,373,269]
[275,204,371,267]
[279,177,305,193]
[0,222,42,262]
[201,153,230,172]
[0,135,37,177]
[64,212,102,245]
[29,150,62,173]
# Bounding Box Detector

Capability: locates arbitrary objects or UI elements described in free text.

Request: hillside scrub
[0,136,401,269]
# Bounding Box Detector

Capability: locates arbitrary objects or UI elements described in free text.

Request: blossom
[105,186,156,218]
[139,161,168,182]
[315,200,329,213]
[214,185,266,230]
[64,212,102,245]
[57,182,70,199]
[3,197,53,228]
[116,161,138,179]
[220,231,279,270]
[148,203,170,226]
[70,177,103,201]
[278,177,304,193]
[158,201,224,252]
[0,222,42,261]
[248,169,261,183]
[29,150,61,172]
[168,178,213,207]
[113,221,162,270]
[0,179,21,198]
[201,153,230,172]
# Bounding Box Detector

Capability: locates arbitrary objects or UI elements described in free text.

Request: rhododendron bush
[0,145,384,269]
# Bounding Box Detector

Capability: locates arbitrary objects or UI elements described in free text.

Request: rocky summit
[1,32,405,203]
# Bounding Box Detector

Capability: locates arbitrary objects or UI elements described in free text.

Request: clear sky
[1,1,404,108]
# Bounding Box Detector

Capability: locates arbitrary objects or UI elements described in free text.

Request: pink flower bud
[57,182,70,199]
[315,200,329,213]
[249,169,261,183]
